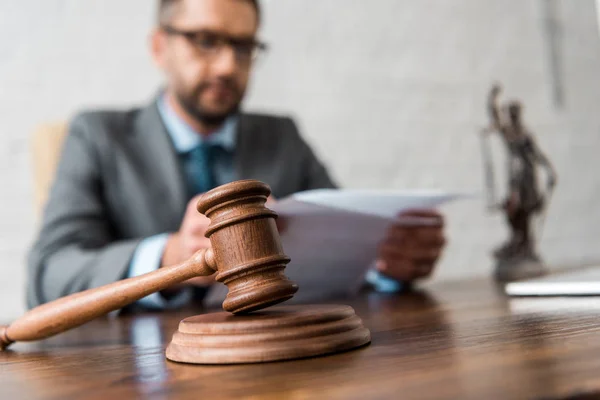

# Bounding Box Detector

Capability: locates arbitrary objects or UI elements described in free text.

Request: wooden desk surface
[2,279,600,400]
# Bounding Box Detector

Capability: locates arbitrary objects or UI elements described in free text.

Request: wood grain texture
[166,305,371,364]
[2,279,600,399]
[198,180,298,314]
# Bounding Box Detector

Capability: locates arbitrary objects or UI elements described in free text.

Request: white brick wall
[2,0,600,320]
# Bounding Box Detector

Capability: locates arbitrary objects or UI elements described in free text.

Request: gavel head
[198,180,298,314]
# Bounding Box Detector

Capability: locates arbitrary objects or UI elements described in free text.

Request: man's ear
[150,28,169,70]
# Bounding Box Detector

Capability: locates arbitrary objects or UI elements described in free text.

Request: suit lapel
[132,100,188,228]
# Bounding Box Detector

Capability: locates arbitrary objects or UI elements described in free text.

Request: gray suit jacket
[27,100,336,308]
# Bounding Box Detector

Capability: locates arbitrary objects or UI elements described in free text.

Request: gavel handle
[0,249,215,350]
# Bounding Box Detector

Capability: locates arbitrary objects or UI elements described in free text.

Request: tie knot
[188,142,226,159]
[183,142,227,196]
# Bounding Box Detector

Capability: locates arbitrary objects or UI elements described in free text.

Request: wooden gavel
[0,180,298,350]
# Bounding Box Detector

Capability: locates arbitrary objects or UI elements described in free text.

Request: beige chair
[31,122,69,217]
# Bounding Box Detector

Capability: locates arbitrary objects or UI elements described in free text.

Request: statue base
[494,255,548,282]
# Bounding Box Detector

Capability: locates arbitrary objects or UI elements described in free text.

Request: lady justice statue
[481,83,558,281]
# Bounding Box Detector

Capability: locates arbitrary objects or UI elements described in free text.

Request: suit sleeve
[285,117,338,191]
[26,114,142,308]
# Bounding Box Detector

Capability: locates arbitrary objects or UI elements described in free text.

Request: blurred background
[2,0,600,319]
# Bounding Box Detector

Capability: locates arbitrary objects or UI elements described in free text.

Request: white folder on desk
[204,189,466,308]
[505,267,600,296]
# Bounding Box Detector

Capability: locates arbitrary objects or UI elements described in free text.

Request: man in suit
[27,0,446,309]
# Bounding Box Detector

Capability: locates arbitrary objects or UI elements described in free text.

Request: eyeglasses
[161,26,268,64]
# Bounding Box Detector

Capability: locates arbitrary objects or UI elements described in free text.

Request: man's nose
[211,46,238,76]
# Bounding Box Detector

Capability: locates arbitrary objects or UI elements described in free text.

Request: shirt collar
[157,94,237,154]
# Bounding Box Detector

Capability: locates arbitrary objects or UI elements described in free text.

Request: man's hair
[158,0,261,26]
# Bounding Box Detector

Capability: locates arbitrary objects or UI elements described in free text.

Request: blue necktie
[183,143,222,302]
[184,143,219,196]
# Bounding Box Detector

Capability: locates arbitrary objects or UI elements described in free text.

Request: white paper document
[204,189,466,308]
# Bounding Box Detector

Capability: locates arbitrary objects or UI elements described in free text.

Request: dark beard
[175,82,241,128]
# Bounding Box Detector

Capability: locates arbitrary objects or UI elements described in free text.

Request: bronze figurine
[481,83,558,281]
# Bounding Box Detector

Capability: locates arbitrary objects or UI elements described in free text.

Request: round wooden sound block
[166,304,371,364]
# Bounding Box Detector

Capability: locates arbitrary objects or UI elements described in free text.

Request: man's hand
[375,210,446,282]
[159,194,286,289]
[162,194,215,287]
